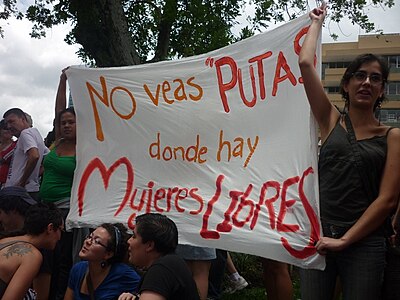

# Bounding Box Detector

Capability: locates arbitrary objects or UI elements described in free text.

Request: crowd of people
[0,4,400,300]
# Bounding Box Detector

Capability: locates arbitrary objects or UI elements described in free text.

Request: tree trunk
[152,0,177,62]
[70,0,141,67]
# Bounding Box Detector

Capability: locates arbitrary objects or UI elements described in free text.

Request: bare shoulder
[387,127,400,140]
[385,128,400,156]
[1,241,41,260]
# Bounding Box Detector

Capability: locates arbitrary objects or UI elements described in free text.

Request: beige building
[322,33,400,126]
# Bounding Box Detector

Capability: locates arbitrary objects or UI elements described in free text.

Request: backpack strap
[344,114,374,202]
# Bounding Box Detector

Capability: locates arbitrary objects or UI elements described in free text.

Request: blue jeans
[299,233,386,300]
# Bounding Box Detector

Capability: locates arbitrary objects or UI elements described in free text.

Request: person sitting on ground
[118,213,200,300]
[0,186,36,232]
[0,202,63,299]
[64,223,141,300]
[0,187,57,299]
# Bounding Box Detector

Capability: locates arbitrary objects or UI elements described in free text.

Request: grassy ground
[222,287,267,299]
[221,278,301,300]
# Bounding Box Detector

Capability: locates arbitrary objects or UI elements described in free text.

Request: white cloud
[0,18,81,137]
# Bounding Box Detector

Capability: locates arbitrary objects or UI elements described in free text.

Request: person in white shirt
[3,108,49,201]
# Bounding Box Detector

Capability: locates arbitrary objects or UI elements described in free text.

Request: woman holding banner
[298,4,400,300]
[40,68,89,300]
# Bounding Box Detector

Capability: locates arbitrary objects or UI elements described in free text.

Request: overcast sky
[0,2,399,138]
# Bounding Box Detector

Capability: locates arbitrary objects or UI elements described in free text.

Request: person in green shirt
[40,68,89,300]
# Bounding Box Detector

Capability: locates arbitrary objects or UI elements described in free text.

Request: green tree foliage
[0,0,395,66]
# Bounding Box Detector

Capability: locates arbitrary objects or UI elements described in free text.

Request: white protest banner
[66,14,325,269]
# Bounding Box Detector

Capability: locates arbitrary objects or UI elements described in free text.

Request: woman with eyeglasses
[298,4,400,300]
[64,223,140,300]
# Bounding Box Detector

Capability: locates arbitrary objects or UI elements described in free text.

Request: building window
[386,82,400,95]
[322,63,328,79]
[327,61,350,69]
[388,56,400,69]
[326,86,341,94]
[381,109,400,124]
[322,61,351,79]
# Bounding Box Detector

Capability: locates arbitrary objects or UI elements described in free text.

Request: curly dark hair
[23,203,63,235]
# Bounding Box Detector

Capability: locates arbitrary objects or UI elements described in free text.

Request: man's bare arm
[18,147,39,187]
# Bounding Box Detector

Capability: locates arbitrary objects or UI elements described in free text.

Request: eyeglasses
[351,71,384,86]
[85,233,108,249]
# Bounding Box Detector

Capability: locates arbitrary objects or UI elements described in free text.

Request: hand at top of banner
[309,2,327,24]
[315,236,348,255]
[61,67,69,80]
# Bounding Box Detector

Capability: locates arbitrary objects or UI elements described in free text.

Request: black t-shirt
[138,253,200,300]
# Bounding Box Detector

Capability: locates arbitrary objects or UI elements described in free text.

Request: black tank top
[319,118,391,226]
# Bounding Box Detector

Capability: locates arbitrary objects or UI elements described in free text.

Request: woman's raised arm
[299,4,339,140]
[54,67,68,141]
